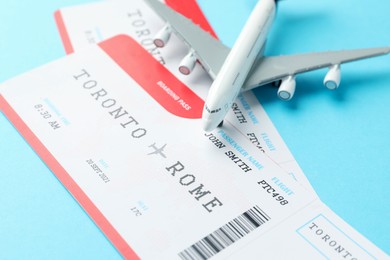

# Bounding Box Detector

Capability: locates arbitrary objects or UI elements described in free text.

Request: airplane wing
[145,0,390,89]
[242,47,390,91]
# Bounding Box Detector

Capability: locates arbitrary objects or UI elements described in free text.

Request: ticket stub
[54,0,316,195]
[227,200,385,260]
[0,35,386,259]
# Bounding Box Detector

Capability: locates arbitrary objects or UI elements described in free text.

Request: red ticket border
[54,10,74,54]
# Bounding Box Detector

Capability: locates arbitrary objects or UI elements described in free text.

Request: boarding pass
[0,33,386,259]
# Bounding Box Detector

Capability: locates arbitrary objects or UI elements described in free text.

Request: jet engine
[179,51,197,75]
[153,25,172,48]
[277,76,296,101]
[324,64,341,90]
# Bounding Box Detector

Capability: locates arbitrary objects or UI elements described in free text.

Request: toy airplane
[145,0,390,132]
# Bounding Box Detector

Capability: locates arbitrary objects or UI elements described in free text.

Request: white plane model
[145,0,390,132]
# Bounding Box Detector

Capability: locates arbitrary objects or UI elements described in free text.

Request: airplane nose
[202,117,215,132]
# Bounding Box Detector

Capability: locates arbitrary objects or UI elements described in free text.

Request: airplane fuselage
[202,0,276,132]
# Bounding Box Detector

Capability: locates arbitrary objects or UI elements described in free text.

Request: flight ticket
[54,0,316,195]
[0,34,386,259]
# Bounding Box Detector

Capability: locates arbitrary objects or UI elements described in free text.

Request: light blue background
[0,0,388,258]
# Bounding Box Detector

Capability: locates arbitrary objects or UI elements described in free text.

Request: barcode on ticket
[178,205,270,260]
